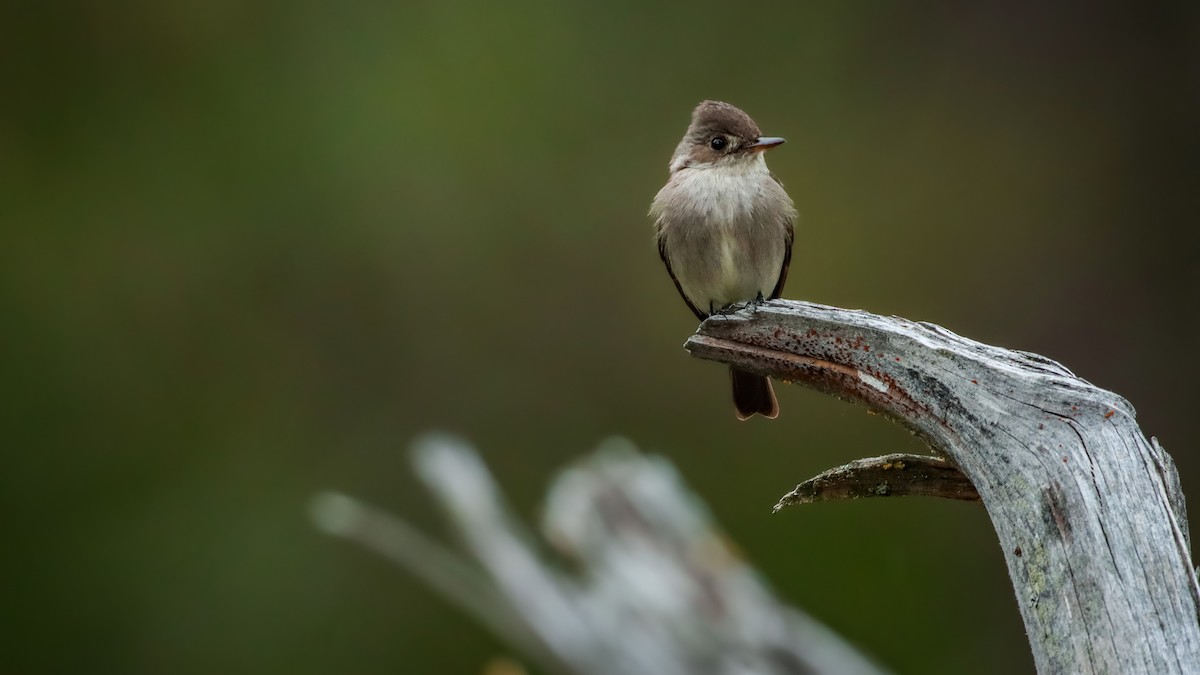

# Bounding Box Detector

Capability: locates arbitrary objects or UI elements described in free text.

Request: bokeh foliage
[3,2,1198,673]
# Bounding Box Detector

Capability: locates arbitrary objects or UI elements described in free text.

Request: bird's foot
[709,301,739,317]
[709,294,769,318]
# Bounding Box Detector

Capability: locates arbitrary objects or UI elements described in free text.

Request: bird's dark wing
[769,218,793,300]
[769,175,795,300]
[658,233,708,321]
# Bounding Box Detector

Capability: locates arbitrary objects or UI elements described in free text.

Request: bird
[650,100,796,420]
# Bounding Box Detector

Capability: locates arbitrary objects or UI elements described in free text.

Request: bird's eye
[709,136,727,151]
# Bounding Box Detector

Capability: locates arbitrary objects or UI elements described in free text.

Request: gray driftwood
[313,435,890,675]
[686,299,1200,675]
[773,453,980,507]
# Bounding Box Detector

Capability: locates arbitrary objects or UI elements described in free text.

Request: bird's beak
[748,136,786,152]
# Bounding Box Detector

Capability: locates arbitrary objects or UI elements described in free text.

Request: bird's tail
[730,368,779,420]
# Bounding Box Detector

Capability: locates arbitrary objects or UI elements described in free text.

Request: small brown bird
[650,101,796,420]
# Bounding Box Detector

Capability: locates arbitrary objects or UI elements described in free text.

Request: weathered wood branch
[773,453,980,509]
[314,435,890,675]
[686,299,1200,674]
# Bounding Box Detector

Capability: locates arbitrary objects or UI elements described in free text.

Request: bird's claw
[710,294,769,317]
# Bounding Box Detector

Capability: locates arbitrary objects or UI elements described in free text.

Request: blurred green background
[3,2,1198,673]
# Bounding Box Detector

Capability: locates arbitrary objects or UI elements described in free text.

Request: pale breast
[652,157,794,315]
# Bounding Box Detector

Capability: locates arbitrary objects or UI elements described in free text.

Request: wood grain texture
[686,299,1200,674]
[773,453,980,508]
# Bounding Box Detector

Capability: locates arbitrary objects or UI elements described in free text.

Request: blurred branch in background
[312,434,889,675]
